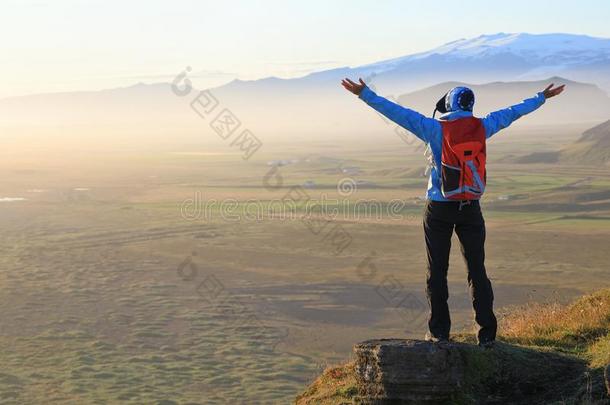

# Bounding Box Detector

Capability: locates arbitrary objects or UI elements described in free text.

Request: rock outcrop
[354,339,462,403]
[352,338,587,404]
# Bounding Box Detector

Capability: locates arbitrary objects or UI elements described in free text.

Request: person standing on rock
[341,78,565,347]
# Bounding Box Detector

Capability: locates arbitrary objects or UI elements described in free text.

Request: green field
[1,124,609,404]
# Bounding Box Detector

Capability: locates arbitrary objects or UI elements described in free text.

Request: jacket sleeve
[482,92,546,139]
[359,86,440,143]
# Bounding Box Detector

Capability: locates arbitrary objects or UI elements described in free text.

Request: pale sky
[1,0,610,98]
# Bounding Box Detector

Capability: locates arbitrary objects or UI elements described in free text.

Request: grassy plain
[0,123,608,403]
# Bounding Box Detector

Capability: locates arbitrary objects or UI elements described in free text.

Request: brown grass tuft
[295,363,357,405]
[500,289,610,362]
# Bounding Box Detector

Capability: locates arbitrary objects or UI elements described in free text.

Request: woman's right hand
[542,83,566,99]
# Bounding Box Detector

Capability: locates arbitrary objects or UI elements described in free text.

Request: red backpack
[440,117,486,200]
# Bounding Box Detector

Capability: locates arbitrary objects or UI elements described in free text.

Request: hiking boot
[478,340,495,349]
[424,332,449,344]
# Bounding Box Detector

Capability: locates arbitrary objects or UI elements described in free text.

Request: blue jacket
[359,87,547,201]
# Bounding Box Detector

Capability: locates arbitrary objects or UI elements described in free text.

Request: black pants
[423,200,497,343]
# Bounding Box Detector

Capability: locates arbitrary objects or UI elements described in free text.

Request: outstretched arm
[483,83,566,139]
[341,78,439,143]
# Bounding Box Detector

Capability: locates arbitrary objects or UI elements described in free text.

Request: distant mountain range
[1,33,609,144]
[212,32,610,97]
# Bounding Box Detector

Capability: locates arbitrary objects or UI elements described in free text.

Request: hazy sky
[2,0,610,98]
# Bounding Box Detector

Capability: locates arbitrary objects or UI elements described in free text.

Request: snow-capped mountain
[350,33,610,94]
[201,33,610,102]
[366,33,610,68]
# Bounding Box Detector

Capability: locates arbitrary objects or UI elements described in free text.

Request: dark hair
[433,92,449,118]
